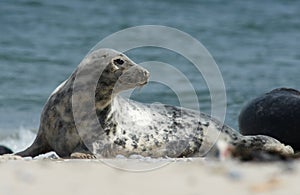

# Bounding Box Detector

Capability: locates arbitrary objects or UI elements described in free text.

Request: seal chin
[137,80,148,87]
[138,70,150,86]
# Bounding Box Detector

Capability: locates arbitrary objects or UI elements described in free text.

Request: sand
[0,154,299,195]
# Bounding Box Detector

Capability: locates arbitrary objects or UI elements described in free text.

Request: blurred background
[0,0,299,151]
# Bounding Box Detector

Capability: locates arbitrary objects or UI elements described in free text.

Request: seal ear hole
[113,58,125,66]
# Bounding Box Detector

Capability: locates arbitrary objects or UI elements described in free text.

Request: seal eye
[113,58,124,66]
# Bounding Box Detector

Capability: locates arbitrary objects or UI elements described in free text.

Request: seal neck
[95,81,116,110]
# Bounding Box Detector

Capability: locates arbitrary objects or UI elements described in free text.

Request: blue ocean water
[0,0,300,151]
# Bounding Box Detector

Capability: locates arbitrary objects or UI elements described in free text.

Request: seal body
[16,49,293,158]
[239,88,300,152]
[91,96,293,158]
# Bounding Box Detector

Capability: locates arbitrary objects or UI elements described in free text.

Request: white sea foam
[0,127,36,153]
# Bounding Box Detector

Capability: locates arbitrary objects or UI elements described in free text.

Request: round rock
[239,88,300,151]
[0,145,13,155]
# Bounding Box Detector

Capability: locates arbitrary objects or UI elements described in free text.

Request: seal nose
[144,70,150,78]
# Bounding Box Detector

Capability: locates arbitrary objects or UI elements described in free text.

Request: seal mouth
[137,80,148,87]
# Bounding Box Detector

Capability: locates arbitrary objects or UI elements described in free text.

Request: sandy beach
[0,155,299,195]
[1,1,300,195]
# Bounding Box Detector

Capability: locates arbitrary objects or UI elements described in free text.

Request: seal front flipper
[70,144,96,159]
[70,153,96,159]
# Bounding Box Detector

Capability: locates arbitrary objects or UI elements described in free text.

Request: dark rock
[0,145,13,155]
[239,88,300,152]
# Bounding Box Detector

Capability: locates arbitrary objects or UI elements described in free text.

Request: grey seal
[239,88,300,152]
[16,49,293,159]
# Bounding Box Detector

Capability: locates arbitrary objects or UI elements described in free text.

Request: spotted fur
[16,49,293,158]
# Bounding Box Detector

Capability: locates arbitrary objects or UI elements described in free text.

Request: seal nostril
[144,71,150,77]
